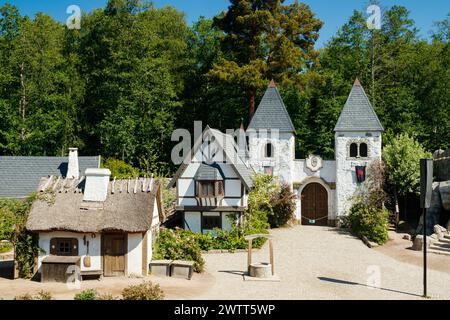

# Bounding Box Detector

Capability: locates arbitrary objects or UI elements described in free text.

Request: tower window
[359,143,368,157]
[349,143,358,158]
[265,143,274,158]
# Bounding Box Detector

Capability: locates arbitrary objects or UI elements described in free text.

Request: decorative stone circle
[306,155,323,172]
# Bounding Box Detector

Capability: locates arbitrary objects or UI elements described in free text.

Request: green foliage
[347,160,390,245]
[153,228,205,272]
[0,2,448,177]
[74,289,98,300]
[269,183,297,228]
[210,0,323,116]
[0,241,12,253]
[243,174,273,246]
[73,289,118,300]
[102,157,139,179]
[383,133,432,195]
[0,196,39,278]
[121,282,165,300]
[14,291,53,300]
[348,203,389,245]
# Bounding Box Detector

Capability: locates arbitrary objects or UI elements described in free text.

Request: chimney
[67,148,79,179]
[83,168,111,202]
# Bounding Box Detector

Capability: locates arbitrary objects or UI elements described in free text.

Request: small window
[265,143,274,158]
[350,143,358,157]
[359,143,368,157]
[202,214,221,230]
[50,238,78,256]
[197,181,224,197]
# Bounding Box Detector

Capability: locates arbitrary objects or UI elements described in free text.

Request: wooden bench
[81,270,103,280]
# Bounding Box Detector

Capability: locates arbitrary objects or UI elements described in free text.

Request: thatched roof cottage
[26,168,162,280]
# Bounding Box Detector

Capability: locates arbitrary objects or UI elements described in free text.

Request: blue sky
[2,0,449,47]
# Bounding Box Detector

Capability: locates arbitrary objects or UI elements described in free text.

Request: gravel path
[196,226,450,300]
[1,226,449,300]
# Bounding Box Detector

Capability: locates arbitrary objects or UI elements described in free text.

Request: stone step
[428,248,450,256]
[432,242,450,248]
[444,234,450,240]
[430,244,450,252]
[439,238,450,244]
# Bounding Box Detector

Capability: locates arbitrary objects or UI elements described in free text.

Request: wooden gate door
[103,234,126,277]
[301,183,328,226]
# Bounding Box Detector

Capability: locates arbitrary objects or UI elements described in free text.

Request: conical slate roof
[247,80,296,133]
[334,79,384,132]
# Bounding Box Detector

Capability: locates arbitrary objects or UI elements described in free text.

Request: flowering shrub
[153,228,205,272]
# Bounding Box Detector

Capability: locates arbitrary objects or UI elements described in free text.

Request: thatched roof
[26,176,161,233]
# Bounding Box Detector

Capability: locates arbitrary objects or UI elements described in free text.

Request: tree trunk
[248,89,256,121]
[20,62,26,142]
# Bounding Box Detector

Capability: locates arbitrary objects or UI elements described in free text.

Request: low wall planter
[170,260,194,280]
[149,260,172,277]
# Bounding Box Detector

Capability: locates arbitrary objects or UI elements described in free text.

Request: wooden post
[269,239,274,276]
[247,239,252,274]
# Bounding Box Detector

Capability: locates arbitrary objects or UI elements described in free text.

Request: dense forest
[0,0,448,176]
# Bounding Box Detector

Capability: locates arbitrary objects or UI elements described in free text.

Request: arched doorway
[301,183,328,226]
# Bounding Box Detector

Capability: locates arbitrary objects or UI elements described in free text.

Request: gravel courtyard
[196,226,450,300]
[1,226,449,300]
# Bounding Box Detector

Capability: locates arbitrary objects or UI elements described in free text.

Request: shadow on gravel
[318,276,422,298]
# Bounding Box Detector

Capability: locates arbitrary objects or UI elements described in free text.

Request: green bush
[74,289,98,300]
[102,157,139,179]
[97,293,117,300]
[121,282,164,300]
[153,228,205,272]
[348,203,389,245]
[269,183,297,228]
[14,291,52,300]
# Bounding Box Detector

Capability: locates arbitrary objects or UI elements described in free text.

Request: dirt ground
[374,231,450,275]
[0,226,449,300]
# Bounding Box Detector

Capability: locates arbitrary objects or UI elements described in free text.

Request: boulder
[439,181,450,211]
[434,224,447,239]
[411,235,433,251]
[403,234,411,241]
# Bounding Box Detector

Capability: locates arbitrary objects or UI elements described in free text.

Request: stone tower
[247,80,296,188]
[334,79,384,218]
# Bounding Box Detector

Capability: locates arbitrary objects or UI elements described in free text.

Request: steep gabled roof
[167,127,254,189]
[334,79,384,132]
[0,156,100,199]
[247,80,296,133]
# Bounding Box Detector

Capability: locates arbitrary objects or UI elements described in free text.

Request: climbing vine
[0,194,40,278]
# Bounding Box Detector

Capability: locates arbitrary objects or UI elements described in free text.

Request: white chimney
[83,168,111,202]
[67,148,79,179]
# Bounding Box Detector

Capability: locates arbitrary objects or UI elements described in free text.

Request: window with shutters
[197,181,224,197]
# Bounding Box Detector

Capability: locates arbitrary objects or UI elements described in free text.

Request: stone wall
[434,149,450,182]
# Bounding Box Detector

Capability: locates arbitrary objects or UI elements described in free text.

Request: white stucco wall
[127,233,143,276]
[293,160,336,184]
[184,211,201,233]
[38,231,101,272]
[248,132,295,188]
[184,211,238,234]
[335,131,382,217]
